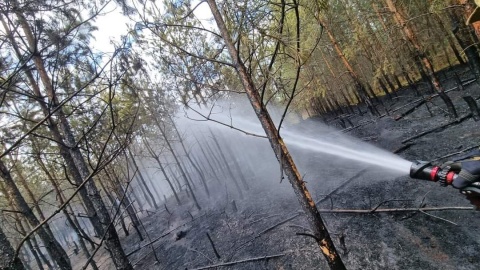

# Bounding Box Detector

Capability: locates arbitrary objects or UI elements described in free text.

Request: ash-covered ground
[100,66,480,270]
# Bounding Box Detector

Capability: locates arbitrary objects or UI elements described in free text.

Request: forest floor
[88,65,480,270]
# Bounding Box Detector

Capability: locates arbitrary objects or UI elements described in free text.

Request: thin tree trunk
[33,150,99,269]
[207,132,245,198]
[11,163,55,240]
[449,9,480,80]
[0,225,25,270]
[142,137,182,205]
[168,117,211,197]
[0,160,71,270]
[386,0,457,118]
[207,1,346,269]
[4,10,133,269]
[154,120,201,210]
[317,16,377,116]
[127,148,159,209]
[104,168,144,240]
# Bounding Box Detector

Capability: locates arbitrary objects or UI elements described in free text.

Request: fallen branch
[188,253,286,270]
[317,206,472,214]
[233,213,300,254]
[393,142,415,154]
[341,119,376,133]
[316,169,368,205]
[206,232,221,259]
[388,79,475,115]
[431,144,480,162]
[402,113,472,143]
[393,100,427,121]
[126,212,210,257]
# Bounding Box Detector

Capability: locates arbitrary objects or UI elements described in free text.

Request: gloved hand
[441,160,480,209]
[441,160,480,189]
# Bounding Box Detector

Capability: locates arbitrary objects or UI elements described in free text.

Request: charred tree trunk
[6,10,133,269]
[317,17,377,116]
[127,148,159,209]
[209,130,250,190]
[168,117,211,197]
[0,160,71,270]
[151,116,201,210]
[449,9,480,80]
[207,132,245,198]
[104,168,144,240]
[207,1,346,269]
[0,225,25,270]
[33,151,99,270]
[142,137,182,205]
[386,0,457,118]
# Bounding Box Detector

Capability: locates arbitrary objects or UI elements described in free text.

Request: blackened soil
[120,66,480,270]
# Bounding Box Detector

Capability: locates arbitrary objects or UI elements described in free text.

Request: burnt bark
[206,1,346,269]
[12,9,133,269]
[0,225,25,270]
[386,0,457,118]
[0,160,71,270]
[142,136,182,205]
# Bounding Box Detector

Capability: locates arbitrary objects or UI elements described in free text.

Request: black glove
[441,160,480,189]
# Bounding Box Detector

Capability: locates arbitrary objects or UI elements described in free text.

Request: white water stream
[231,116,413,176]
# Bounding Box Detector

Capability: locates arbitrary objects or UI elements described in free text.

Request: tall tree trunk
[142,137,182,205]
[104,168,144,240]
[193,138,222,184]
[11,163,55,239]
[211,130,250,189]
[127,148,159,209]
[167,117,211,197]
[33,148,99,269]
[207,1,346,269]
[317,17,377,116]
[12,10,133,269]
[385,0,457,118]
[0,225,25,270]
[449,9,480,80]
[153,119,201,210]
[207,132,245,198]
[0,160,71,270]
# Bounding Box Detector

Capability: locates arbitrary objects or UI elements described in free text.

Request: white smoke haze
[128,95,413,214]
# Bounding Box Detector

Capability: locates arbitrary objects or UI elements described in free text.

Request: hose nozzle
[410,161,437,181]
[409,160,456,185]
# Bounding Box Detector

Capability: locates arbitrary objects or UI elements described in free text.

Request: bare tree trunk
[206,1,346,269]
[127,148,159,209]
[385,0,457,118]
[0,160,71,270]
[154,119,201,210]
[11,163,55,239]
[104,168,144,240]
[168,116,211,197]
[317,17,377,116]
[33,150,99,270]
[0,225,25,270]
[207,132,245,198]
[3,10,132,269]
[142,137,182,205]
[191,141,222,184]
[449,9,480,80]
[137,160,164,200]
[210,130,250,190]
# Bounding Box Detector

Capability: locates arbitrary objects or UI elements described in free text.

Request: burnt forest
[2,1,480,270]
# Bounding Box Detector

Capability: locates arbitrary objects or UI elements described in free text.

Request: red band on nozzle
[446,171,455,185]
[430,166,440,181]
